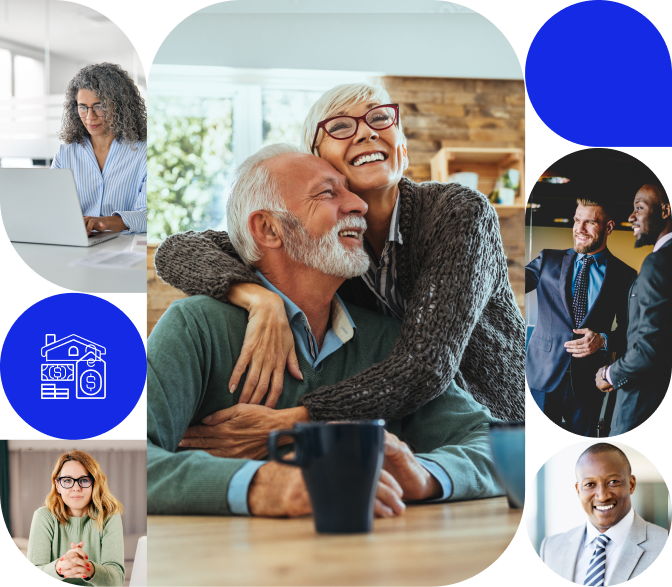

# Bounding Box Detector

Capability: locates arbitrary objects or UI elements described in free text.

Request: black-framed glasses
[57,476,94,489]
[311,104,399,153]
[76,104,104,118]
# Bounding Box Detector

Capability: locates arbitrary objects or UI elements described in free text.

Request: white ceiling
[154,11,521,80]
[7,438,147,451]
[0,0,144,84]
[197,0,476,13]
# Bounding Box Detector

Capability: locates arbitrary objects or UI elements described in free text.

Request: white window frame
[149,65,382,169]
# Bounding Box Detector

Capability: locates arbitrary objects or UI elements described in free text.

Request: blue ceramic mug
[268,420,385,533]
[488,421,525,508]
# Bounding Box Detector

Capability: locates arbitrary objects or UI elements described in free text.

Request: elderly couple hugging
[147,82,525,518]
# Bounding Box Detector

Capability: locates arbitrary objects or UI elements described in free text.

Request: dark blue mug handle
[268,428,305,466]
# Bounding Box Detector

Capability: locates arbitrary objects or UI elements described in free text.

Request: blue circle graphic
[1,293,146,439]
[526,1,672,146]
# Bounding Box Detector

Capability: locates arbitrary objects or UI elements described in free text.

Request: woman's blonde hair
[45,451,122,532]
[300,81,405,156]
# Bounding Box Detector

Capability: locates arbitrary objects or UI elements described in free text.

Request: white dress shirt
[653,231,672,252]
[606,231,672,384]
[51,138,147,234]
[573,507,635,584]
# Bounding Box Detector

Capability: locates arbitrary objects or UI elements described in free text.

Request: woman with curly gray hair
[51,63,147,234]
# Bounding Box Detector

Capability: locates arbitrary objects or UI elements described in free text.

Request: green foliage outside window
[147,96,234,243]
[262,89,322,147]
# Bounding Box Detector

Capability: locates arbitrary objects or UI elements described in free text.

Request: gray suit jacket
[540,511,668,585]
[609,239,672,435]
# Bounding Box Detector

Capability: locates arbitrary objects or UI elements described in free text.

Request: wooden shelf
[493,204,526,218]
[430,147,525,206]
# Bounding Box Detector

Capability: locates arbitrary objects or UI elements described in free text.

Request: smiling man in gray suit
[595,184,672,435]
[540,443,667,586]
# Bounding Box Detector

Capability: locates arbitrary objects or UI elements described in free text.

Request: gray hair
[59,63,146,146]
[227,143,301,266]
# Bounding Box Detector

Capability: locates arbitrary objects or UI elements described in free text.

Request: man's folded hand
[564,329,605,358]
[178,404,309,460]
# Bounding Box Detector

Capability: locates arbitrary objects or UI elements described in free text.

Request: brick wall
[384,76,525,315]
[383,76,525,183]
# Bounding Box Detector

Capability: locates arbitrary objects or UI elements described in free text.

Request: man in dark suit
[526,199,637,436]
[596,184,672,435]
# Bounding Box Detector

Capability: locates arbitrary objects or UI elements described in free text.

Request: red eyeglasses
[311,104,400,153]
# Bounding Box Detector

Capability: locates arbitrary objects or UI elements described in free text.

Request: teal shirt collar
[570,248,608,267]
[254,270,357,369]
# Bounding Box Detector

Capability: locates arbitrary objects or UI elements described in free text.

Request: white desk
[11,234,146,293]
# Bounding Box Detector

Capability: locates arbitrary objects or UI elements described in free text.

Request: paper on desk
[127,234,148,253]
[70,250,146,269]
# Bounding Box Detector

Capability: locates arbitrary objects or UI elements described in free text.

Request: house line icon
[40,334,107,400]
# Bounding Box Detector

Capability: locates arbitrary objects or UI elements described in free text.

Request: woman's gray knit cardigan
[154,178,526,422]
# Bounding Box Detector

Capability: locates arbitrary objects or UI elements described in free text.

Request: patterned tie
[584,534,611,586]
[573,255,595,328]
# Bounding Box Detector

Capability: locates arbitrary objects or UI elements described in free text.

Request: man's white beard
[279,214,370,278]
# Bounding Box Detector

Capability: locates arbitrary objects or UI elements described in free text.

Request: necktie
[584,533,611,586]
[573,255,595,328]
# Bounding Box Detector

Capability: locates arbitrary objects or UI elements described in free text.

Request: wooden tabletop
[148,496,521,586]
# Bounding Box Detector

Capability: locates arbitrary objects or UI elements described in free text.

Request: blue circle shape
[526,1,672,146]
[1,293,146,439]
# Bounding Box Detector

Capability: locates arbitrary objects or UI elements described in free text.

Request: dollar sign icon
[54,366,63,379]
[86,375,96,391]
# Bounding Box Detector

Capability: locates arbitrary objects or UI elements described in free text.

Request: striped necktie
[573,255,595,328]
[584,533,611,586]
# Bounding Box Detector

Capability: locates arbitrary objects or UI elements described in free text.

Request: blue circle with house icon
[0,293,146,439]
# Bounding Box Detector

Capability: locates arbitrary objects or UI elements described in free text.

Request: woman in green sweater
[27,451,125,585]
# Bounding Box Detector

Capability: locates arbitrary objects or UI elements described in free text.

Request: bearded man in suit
[526,199,637,436]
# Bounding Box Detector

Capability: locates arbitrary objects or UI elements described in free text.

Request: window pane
[0,49,11,99]
[14,55,44,98]
[147,96,234,243]
[262,89,323,147]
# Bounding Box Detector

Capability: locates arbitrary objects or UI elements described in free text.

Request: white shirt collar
[653,231,672,252]
[584,507,635,548]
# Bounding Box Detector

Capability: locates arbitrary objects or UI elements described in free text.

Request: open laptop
[0,168,120,246]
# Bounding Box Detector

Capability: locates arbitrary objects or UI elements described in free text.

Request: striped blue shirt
[51,138,147,234]
[362,193,407,320]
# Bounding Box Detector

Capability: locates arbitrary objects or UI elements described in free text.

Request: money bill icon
[41,364,75,381]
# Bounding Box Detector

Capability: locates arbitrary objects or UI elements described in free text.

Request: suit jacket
[609,239,672,435]
[540,511,668,585]
[526,248,637,402]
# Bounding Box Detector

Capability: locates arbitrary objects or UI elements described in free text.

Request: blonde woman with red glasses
[27,451,124,585]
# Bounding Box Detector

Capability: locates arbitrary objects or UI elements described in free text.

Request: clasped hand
[56,541,93,579]
[564,328,604,358]
[178,404,306,460]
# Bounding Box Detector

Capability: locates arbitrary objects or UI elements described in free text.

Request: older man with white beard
[147,144,502,517]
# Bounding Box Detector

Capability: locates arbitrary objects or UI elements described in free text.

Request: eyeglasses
[76,104,104,118]
[57,476,94,489]
[311,104,399,153]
